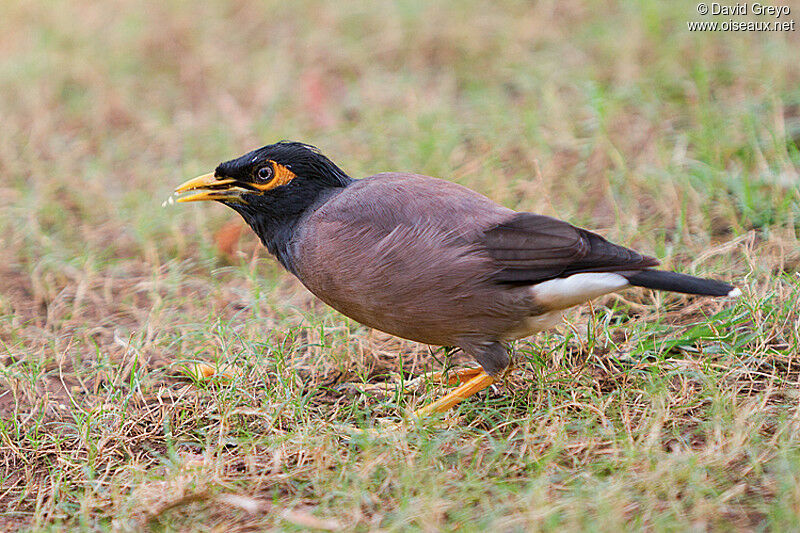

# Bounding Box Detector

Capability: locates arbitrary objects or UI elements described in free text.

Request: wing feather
[482,213,659,284]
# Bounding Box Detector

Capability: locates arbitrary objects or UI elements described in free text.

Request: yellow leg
[335,370,498,436]
[411,366,483,387]
[413,370,496,418]
[438,367,484,386]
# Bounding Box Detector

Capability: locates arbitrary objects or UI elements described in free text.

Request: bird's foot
[412,370,496,418]
[434,366,486,386]
[334,367,496,436]
[400,366,484,389]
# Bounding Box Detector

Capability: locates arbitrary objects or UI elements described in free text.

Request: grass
[1,0,799,530]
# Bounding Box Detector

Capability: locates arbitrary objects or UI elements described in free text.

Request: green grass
[1,0,799,530]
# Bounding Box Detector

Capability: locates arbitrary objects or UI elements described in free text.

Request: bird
[171,141,740,418]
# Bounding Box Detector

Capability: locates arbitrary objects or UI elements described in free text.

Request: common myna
[172,141,739,417]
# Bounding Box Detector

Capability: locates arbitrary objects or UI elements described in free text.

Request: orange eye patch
[252,161,297,191]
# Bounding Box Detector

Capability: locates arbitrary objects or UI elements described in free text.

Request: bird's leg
[439,366,485,385]
[336,370,495,436]
[411,340,508,418]
[412,370,496,417]
[411,366,483,386]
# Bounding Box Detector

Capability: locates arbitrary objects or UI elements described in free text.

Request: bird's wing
[481,213,659,284]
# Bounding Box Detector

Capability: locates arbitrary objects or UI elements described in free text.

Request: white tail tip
[727,287,742,298]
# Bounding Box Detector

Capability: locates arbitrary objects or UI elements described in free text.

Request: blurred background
[3,1,799,266]
[1,0,799,529]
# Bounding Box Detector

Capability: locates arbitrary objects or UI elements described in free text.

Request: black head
[214,141,352,191]
[175,141,353,215]
[175,141,351,204]
[173,141,353,269]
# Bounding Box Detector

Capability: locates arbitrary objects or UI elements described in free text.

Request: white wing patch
[531,273,630,310]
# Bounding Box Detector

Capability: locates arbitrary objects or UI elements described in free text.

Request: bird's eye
[256,165,273,182]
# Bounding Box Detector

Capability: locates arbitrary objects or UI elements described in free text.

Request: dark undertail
[623,270,736,297]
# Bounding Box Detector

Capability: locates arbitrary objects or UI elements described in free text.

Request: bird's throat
[230,184,348,275]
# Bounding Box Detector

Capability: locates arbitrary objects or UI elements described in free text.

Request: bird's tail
[622,270,740,297]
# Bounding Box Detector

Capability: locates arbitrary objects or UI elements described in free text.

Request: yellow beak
[174,172,239,203]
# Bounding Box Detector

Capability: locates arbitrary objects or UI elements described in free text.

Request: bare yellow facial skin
[250,161,296,191]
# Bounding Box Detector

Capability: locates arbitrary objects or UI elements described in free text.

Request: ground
[1,0,799,530]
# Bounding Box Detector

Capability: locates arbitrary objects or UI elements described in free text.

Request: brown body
[294,174,536,349]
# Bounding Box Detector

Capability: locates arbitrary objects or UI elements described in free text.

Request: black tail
[622,270,738,297]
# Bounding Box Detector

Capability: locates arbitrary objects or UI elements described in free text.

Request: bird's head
[172,141,352,215]
[171,141,353,265]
